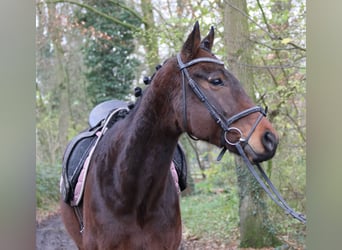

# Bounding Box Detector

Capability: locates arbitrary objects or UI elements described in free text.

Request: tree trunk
[140,0,160,72]
[47,4,71,158]
[224,0,281,247]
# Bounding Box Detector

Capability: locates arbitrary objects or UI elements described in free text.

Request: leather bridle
[177,53,306,224]
[177,53,266,147]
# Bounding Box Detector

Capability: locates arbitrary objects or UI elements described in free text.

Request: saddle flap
[61,126,101,203]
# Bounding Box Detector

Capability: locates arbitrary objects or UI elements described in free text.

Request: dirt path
[36,214,77,250]
[36,213,238,250]
[36,214,297,250]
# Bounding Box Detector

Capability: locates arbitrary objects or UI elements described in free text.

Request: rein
[236,144,306,223]
[177,53,306,224]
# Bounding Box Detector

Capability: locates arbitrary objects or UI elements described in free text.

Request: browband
[177,53,224,70]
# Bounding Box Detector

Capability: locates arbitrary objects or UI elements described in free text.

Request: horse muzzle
[243,130,278,163]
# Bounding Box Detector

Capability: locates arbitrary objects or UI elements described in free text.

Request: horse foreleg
[60,199,84,249]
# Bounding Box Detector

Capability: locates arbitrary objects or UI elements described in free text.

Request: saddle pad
[61,107,129,205]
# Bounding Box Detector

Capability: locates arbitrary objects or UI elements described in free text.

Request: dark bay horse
[61,22,278,249]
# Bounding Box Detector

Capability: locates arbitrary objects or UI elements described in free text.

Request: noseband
[177,53,306,223]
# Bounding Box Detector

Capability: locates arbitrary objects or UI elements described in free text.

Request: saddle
[61,100,188,206]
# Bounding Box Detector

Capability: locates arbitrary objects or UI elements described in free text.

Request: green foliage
[78,0,142,105]
[181,193,239,241]
[194,153,236,195]
[36,163,61,210]
[36,95,60,165]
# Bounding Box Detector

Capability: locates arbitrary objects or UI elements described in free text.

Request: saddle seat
[61,100,187,206]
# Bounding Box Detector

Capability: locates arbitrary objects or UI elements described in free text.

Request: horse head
[169,21,278,163]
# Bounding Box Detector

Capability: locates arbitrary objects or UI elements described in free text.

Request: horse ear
[181,21,201,60]
[200,26,215,51]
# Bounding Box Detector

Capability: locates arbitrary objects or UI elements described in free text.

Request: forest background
[36,0,306,248]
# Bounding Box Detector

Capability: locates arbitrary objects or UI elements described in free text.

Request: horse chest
[83,181,181,249]
[84,215,182,250]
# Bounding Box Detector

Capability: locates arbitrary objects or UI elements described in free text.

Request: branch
[225,0,306,52]
[224,0,273,40]
[287,42,306,52]
[44,0,140,31]
[285,109,306,143]
[261,57,278,87]
[255,0,306,52]
[256,0,273,35]
[185,136,206,179]
[228,59,305,70]
[251,38,301,51]
[108,0,147,26]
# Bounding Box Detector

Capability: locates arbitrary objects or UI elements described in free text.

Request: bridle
[177,53,266,148]
[177,53,306,224]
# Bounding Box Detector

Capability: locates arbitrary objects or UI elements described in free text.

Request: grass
[180,192,239,242]
[180,191,306,249]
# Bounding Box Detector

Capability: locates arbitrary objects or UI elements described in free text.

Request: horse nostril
[262,131,278,153]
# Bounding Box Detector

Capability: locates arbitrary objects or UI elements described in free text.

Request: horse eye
[210,78,223,86]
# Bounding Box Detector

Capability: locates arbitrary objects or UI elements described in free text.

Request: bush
[36,163,61,210]
[194,153,237,195]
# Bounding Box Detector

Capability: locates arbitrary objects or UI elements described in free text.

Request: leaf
[281,38,293,45]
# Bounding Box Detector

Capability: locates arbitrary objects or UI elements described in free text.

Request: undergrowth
[36,163,61,218]
[180,192,239,242]
[181,159,306,249]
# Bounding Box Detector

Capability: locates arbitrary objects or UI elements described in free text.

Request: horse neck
[124,70,180,173]
[99,66,181,207]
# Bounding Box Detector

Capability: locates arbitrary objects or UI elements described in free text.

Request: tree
[139,0,160,72]
[78,0,142,105]
[36,1,90,165]
[224,0,281,247]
